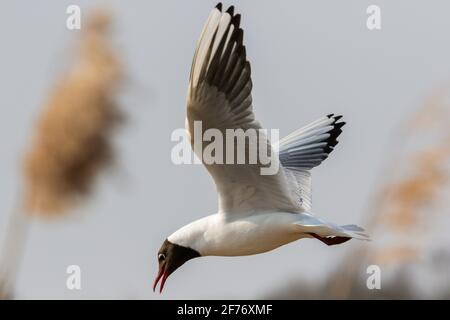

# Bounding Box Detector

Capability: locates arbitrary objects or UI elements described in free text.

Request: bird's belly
[202,212,303,256]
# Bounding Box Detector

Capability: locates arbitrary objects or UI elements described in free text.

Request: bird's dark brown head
[153,239,200,293]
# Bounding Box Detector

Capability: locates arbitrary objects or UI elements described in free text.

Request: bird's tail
[293,213,370,244]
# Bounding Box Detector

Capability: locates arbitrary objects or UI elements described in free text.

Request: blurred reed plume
[267,88,450,299]
[24,8,123,215]
[380,143,450,231]
[0,8,124,299]
[326,89,450,299]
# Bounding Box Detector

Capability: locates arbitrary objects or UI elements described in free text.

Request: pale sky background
[1,0,450,299]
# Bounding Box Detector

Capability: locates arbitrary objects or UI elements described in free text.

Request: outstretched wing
[277,114,346,211]
[186,4,297,214]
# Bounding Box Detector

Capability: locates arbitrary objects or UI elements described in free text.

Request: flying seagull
[154,3,368,293]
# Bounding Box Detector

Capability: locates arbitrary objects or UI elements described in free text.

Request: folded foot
[308,233,351,246]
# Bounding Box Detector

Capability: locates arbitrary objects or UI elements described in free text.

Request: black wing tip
[328,139,339,148]
[226,5,235,15]
[327,114,344,121]
[232,14,241,28]
[216,3,223,11]
[246,60,251,72]
[335,121,346,129]
[241,45,247,55]
[235,27,244,44]
[323,145,334,154]
[324,115,346,150]
[327,128,344,148]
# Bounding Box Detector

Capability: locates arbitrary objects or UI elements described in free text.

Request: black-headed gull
[153,3,368,293]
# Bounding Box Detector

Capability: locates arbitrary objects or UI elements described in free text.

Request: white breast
[168,212,305,257]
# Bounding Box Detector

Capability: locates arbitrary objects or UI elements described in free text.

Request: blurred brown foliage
[23,9,123,215]
[382,144,450,231]
[0,8,125,300]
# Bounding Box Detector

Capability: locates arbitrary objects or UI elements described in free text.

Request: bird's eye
[158,253,165,261]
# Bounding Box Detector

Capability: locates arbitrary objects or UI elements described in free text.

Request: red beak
[153,268,169,293]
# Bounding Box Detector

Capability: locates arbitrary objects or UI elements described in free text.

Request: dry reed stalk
[0,8,123,299]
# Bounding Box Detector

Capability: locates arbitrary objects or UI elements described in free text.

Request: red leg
[308,233,351,246]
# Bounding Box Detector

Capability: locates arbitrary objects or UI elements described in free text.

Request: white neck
[167,214,218,255]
